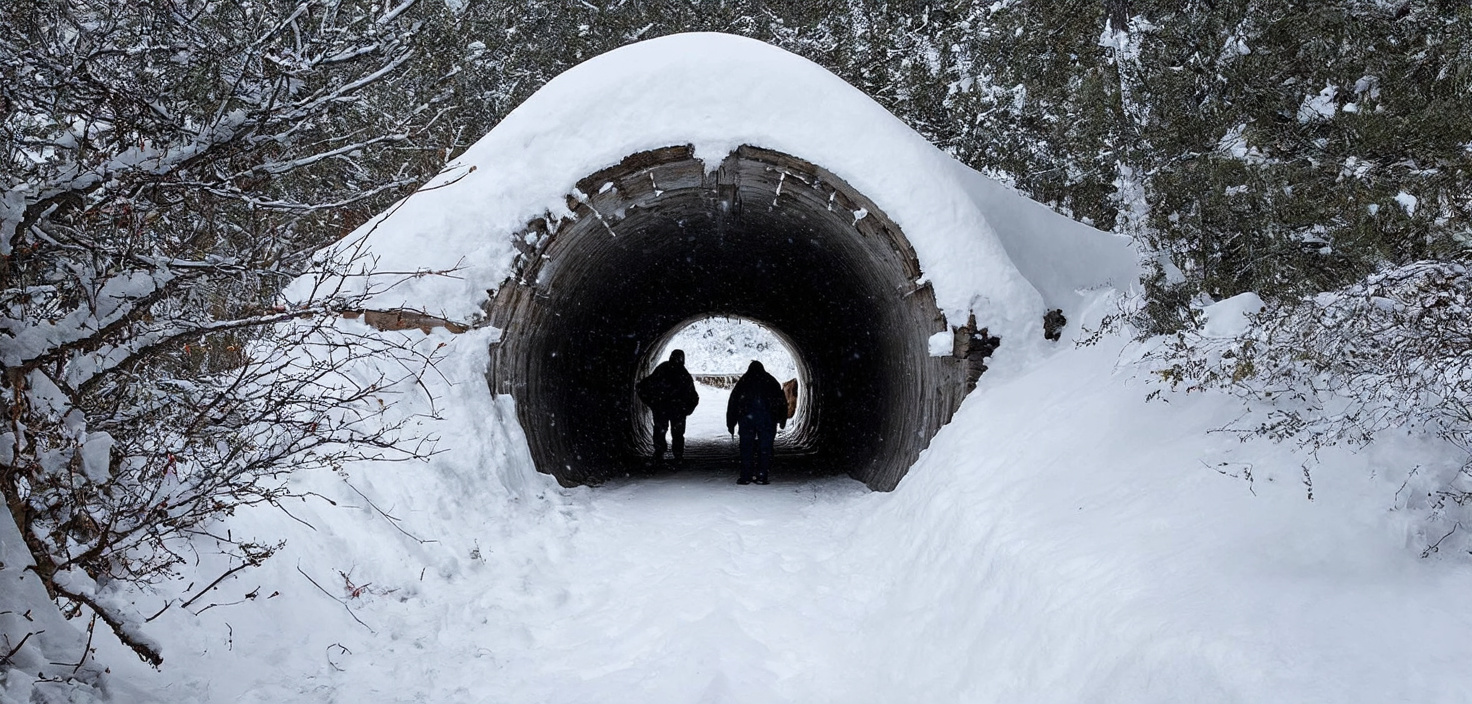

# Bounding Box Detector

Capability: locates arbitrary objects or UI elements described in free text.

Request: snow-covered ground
[686,383,735,441]
[34,303,1461,704]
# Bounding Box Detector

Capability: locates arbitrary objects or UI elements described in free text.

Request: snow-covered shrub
[1147,261,1472,552]
[1,0,468,668]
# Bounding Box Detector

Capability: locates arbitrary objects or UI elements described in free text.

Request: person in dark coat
[636,349,700,465]
[725,361,788,485]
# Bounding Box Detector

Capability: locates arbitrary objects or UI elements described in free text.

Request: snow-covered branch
[0,0,468,669]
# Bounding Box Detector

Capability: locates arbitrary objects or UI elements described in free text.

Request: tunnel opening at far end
[485,146,982,491]
[638,315,815,463]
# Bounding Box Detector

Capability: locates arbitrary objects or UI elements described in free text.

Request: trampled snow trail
[427,384,864,699]
[487,473,876,702]
[256,468,886,704]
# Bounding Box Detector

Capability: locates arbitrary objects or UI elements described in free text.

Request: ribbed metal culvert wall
[485,146,983,490]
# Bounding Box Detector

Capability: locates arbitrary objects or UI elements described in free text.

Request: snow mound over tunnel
[338,32,1134,336]
[324,32,1137,488]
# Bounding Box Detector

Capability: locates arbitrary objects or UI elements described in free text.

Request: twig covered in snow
[340,478,436,544]
[296,564,374,633]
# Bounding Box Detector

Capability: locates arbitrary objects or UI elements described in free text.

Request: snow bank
[0,510,101,701]
[326,32,1137,343]
[75,326,574,702]
[1200,291,1265,338]
[841,296,1472,703]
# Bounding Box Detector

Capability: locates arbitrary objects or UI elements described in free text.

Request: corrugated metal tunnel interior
[485,146,975,490]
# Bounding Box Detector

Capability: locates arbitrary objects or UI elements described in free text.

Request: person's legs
[738,427,756,484]
[652,412,670,462]
[670,415,687,461]
[755,425,776,483]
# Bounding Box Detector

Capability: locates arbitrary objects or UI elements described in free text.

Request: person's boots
[737,476,752,485]
[755,475,770,485]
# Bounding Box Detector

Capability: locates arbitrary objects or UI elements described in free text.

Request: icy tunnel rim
[482,145,987,491]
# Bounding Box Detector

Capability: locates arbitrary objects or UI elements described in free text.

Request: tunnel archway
[335,34,1140,493]
[485,146,984,490]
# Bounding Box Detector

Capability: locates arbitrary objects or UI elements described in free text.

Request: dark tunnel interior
[484,146,976,490]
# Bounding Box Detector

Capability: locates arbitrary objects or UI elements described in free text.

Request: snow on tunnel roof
[336,32,1138,342]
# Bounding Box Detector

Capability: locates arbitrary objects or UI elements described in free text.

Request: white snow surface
[928,330,953,356]
[1396,191,1419,216]
[0,505,107,699]
[1200,291,1265,338]
[319,32,1138,344]
[48,296,1471,704]
[1298,84,1339,123]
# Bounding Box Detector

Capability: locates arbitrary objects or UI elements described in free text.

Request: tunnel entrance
[484,145,982,490]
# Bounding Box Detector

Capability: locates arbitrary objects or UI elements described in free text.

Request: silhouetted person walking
[637,349,699,465]
[726,360,788,485]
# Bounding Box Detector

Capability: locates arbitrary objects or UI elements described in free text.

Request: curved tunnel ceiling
[485,146,997,490]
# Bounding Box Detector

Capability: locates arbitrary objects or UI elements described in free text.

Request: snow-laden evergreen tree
[1133,0,1472,324]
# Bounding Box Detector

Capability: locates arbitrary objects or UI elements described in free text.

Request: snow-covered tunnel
[484,146,977,489]
[328,32,1138,491]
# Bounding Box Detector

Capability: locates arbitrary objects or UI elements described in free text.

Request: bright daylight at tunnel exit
[645,318,807,473]
[6,9,1472,704]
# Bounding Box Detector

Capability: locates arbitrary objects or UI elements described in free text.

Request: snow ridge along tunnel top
[315,32,1138,489]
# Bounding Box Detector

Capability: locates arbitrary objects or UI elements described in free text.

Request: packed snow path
[459,384,864,701]
[86,328,1472,704]
[482,473,874,701]
[226,471,880,703]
